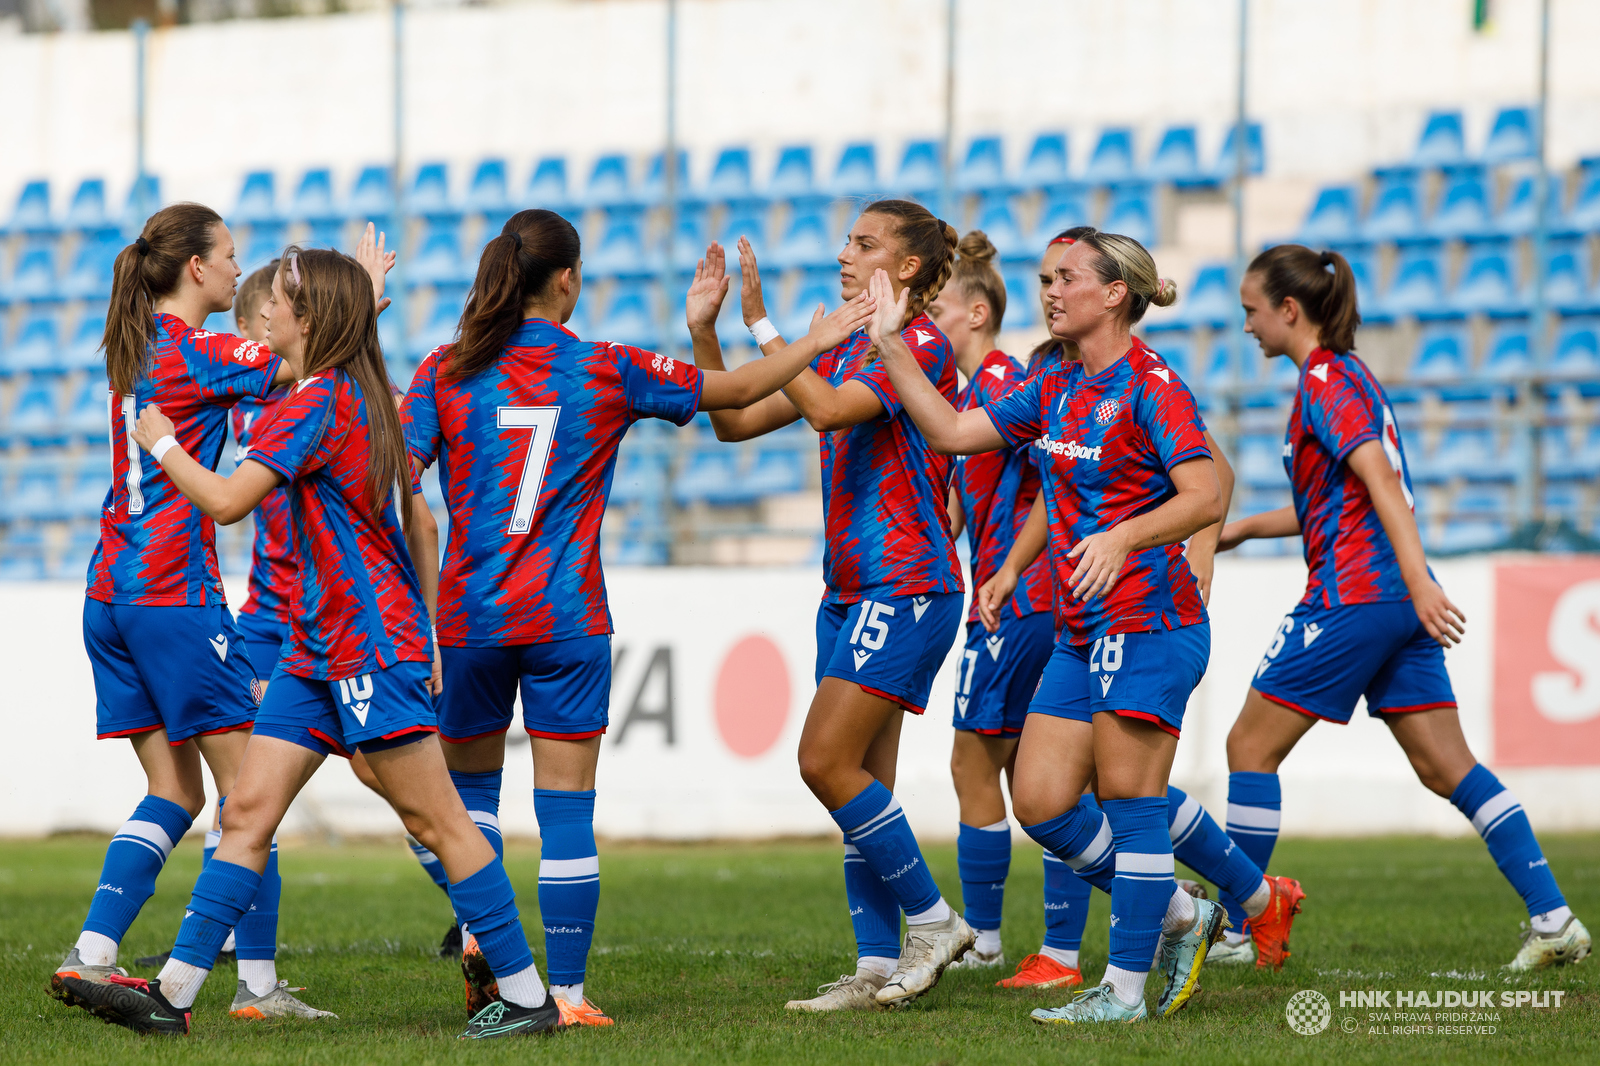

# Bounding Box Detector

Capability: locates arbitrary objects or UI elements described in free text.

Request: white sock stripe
[848,797,905,839]
[204,829,222,848]
[412,844,440,864]
[1225,803,1281,831]
[1042,852,1066,865]
[114,819,176,859]
[1471,790,1523,837]
[842,844,861,856]
[1169,794,1203,847]
[539,856,599,879]
[1064,812,1114,872]
[978,818,1010,833]
[1115,851,1176,876]
[467,810,501,834]
[1225,825,1279,836]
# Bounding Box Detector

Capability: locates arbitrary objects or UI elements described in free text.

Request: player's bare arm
[977,490,1047,633]
[1065,456,1223,602]
[407,492,443,696]
[1185,429,1235,603]
[131,404,282,524]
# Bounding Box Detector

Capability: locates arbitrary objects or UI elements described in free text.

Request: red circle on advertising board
[714,634,791,758]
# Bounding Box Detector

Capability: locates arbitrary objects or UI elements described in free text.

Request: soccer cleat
[554,995,615,1027]
[1205,937,1257,966]
[874,911,975,1007]
[58,974,190,1035]
[1505,915,1592,972]
[1030,982,1147,1024]
[229,979,338,1020]
[946,946,1005,970]
[996,953,1084,990]
[438,923,463,959]
[1178,879,1209,900]
[784,970,887,1012]
[1156,897,1230,1018]
[50,948,128,1005]
[134,947,235,969]
[1248,875,1306,971]
[458,997,565,1039]
[460,933,500,1017]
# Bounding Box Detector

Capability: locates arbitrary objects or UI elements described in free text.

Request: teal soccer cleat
[1156,897,1230,1018]
[1031,982,1148,1024]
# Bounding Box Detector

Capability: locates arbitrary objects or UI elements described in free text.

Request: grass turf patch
[2,833,1596,1064]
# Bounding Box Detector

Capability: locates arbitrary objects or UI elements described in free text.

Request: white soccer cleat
[874,912,976,1007]
[49,948,128,1006]
[946,946,1005,970]
[229,980,339,1020]
[1505,916,1592,972]
[1206,937,1257,966]
[784,969,887,1012]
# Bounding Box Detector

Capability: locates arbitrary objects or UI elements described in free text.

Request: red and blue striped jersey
[954,350,1049,623]
[1286,348,1416,607]
[811,313,963,605]
[88,313,282,607]
[230,388,296,622]
[402,318,704,647]
[247,369,430,680]
[984,339,1210,644]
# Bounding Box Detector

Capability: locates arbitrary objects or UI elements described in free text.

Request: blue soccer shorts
[1029,622,1211,737]
[84,598,260,744]
[437,635,612,742]
[953,611,1055,735]
[250,659,437,758]
[234,610,289,684]
[1251,600,1457,724]
[815,591,963,714]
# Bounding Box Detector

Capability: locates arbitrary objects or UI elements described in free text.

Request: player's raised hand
[866,269,908,346]
[738,237,769,327]
[131,404,176,453]
[805,290,875,352]
[1065,528,1131,601]
[685,242,731,333]
[1411,577,1467,648]
[976,568,1019,633]
[353,222,396,312]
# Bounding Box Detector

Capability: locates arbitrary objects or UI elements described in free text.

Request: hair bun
[956,229,998,265]
[1151,277,1179,308]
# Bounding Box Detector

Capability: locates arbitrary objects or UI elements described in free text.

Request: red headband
[1047,236,1077,248]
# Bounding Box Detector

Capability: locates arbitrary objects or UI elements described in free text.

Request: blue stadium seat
[8,180,53,235]
[1481,319,1531,380]
[972,194,1029,261]
[1427,166,1491,238]
[609,452,669,506]
[8,313,64,376]
[893,141,942,201]
[123,175,161,230]
[7,241,58,302]
[768,145,817,200]
[705,147,754,203]
[1296,185,1361,245]
[291,168,341,232]
[1482,107,1535,164]
[240,222,287,273]
[770,206,839,270]
[1083,128,1136,185]
[831,143,879,198]
[1141,325,1193,379]
[1100,183,1156,246]
[1540,237,1592,313]
[527,156,575,211]
[409,285,467,361]
[1541,482,1583,523]
[65,463,109,517]
[956,136,1007,195]
[1026,186,1092,249]
[1494,173,1562,236]
[1550,317,1600,379]
[1546,424,1600,482]
[1213,122,1266,177]
[1378,240,1446,318]
[673,447,741,505]
[1018,133,1069,190]
[1362,169,1424,241]
[347,165,394,228]
[780,270,837,340]
[585,209,653,279]
[53,524,101,578]
[59,230,121,300]
[65,179,110,231]
[1413,111,1467,167]
[407,218,470,286]
[1000,270,1039,331]
[63,311,106,372]
[717,202,771,260]
[585,154,635,209]
[666,203,710,272]
[1237,434,1290,490]
[9,378,64,446]
[1178,264,1234,329]
[407,162,454,219]
[465,158,511,220]
[1408,320,1471,381]
[742,446,806,498]
[597,282,659,350]
[1145,126,1206,185]
[232,171,282,226]
[1448,238,1521,315]
[4,467,63,522]
[1202,335,1240,392]
[1559,165,1600,235]
[0,530,47,581]
[641,149,689,206]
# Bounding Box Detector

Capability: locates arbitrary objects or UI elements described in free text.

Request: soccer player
[700,201,973,1012]
[401,210,876,1027]
[1217,244,1591,972]
[50,204,333,1024]
[868,229,1235,1024]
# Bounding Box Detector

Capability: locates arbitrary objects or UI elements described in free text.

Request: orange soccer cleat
[1247,875,1307,971]
[996,953,1084,990]
[461,933,500,1016]
[555,995,615,1027]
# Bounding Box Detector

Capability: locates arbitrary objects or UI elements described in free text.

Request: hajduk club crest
[1094,398,1120,425]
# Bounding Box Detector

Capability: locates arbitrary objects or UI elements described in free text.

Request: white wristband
[150,435,180,463]
[748,317,780,346]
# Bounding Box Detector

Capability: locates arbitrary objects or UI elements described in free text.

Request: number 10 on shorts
[498,406,561,535]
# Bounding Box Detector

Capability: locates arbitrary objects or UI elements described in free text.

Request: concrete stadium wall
[4,0,1600,219]
[3,556,1599,841]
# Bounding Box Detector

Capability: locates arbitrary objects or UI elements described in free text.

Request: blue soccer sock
[1224,771,1281,871]
[171,859,263,970]
[1021,795,1115,894]
[843,839,902,965]
[450,769,504,860]
[1169,786,1266,932]
[232,838,279,962]
[79,796,195,953]
[1042,851,1092,955]
[1450,764,1566,919]
[407,834,452,895]
[534,788,600,986]
[448,858,545,1007]
[829,781,944,921]
[956,820,1011,934]
[1103,797,1173,977]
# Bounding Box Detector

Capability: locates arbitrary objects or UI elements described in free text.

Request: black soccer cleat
[458,996,564,1039]
[59,974,191,1035]
[438,923,463,959]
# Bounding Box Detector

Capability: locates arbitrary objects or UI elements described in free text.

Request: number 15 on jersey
[498,406,561,536]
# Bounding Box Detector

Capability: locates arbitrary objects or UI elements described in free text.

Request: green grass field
[2,833,1597,1065]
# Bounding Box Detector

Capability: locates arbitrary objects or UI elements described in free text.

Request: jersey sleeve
[401,349,443,468]
[850,326,946,420]
[1304,365,1381,462]
[615,344,703,426]
[1132,370,1211,471]
[187,332,283,405]
[982,370,1046,448]
[247,376,338,484]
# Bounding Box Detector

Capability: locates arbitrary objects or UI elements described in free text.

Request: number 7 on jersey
[498,406,561,535]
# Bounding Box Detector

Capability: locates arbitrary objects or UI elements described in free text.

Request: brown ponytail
[278,246,412,535]
[1247,243,1362,353]
[949,230,1007,332]
[447,208,581,379]
[862,199,959,332]
[104,203,224,394]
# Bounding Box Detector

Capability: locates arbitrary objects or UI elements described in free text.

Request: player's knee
[1009,779,1055,827]
[1225,721,1271,772]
